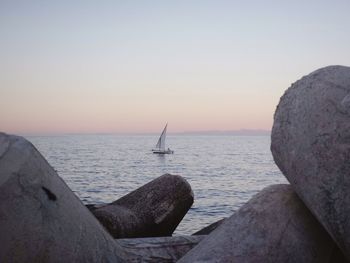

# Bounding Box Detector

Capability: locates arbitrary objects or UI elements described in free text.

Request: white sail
[155,124,167,151]
[152,123,173,154]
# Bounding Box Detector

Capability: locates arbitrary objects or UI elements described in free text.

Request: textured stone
[92,174,194,238]
[0,133,124,262]
[116,235,204,262]
[271,65,350,258]
[178,184,335,263]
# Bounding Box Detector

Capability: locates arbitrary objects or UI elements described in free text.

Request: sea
[26,134,287,235]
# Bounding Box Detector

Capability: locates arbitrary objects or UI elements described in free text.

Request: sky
[1,0,350,134]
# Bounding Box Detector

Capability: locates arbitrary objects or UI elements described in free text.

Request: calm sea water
[26,135,287,235]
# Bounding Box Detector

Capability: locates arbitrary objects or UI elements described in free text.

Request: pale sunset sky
[1,1,349,134]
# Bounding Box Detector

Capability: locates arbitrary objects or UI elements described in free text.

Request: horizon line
[11,129,272,136]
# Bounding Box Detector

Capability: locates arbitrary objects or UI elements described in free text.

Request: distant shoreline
[174,130,271,136]
[20,130,271,137]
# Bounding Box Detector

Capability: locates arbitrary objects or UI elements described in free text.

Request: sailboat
[152,123,174,154]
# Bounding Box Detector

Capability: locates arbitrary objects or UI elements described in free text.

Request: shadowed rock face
[92,174,194,238]
[116,235,205,262]
[192,218,226,235]
[271,66,350,259]
[0,133,124,263]
[178,184,335,263]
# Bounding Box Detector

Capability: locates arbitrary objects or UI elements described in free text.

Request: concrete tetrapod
[91,174,194,238]
[0,133,127,262]
[271,65,350,259]
[178,184,335,263]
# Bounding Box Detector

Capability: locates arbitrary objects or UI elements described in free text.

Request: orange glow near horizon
[0,69,281,134]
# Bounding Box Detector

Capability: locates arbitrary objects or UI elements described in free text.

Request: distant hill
[174,129,271,136]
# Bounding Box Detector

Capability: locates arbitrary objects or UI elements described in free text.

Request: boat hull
[152,149,174,154]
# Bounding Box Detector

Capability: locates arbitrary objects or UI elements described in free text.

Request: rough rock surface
[116,235,204,262]
[271,65,350,258]
[178,184,335,263]
[0,133,124,262]
[92,174,194,238]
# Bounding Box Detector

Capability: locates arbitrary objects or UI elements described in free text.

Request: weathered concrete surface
[0,133,125,262]
[271,65,350,258]
[178,184,335,263]
[116,235,204,262]
[92,174,194,238]
[192,218,226,235]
